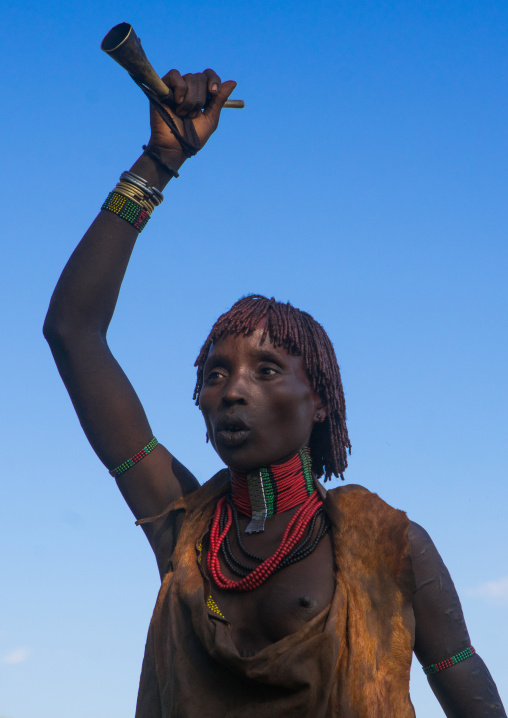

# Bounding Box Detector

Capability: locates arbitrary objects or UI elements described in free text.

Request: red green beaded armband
[102,191,151,232]
[423,646,476,676]
[109,438,159,478]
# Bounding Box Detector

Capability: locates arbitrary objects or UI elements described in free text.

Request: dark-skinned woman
[44,69,506,717]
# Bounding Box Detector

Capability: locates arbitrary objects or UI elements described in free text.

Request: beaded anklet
[109,438,158,478]
[423,646,476,676]
[102,191,151,232]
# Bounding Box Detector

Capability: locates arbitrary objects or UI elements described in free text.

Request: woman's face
[199,328,323,472]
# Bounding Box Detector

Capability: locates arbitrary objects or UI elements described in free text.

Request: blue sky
[2,0,507,716]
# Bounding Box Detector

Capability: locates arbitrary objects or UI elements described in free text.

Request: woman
[44,69,506,717]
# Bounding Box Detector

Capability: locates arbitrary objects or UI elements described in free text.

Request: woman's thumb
[204,80,237,120]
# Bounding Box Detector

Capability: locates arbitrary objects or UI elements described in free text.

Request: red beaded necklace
[206,449,326,592]
[230,447,315,533]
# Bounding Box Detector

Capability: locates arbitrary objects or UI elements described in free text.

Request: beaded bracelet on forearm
[102,191,151,231]
[102,170,165,232]
[423,646,476,676]
[109,438,159,478]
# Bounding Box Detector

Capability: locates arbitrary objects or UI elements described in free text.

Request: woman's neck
[229,447,315,533]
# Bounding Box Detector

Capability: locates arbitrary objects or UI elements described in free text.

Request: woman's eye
[259,366,278,376]
[205,370,223,383]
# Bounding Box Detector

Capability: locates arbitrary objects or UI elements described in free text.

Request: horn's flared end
[101,22,133,54]
[101,23,170,98]
[101,23,244,108]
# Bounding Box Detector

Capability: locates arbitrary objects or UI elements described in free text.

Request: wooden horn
[101,23,244,109]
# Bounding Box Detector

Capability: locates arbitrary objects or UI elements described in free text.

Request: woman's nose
[221,372,248,405]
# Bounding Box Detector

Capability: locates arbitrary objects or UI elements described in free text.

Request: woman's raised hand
[147,69,237,157]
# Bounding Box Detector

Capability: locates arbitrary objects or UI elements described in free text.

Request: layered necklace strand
[207,448,330,592]
[230,447,316,533]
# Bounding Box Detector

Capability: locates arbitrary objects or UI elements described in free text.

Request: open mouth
[215,418,251,447]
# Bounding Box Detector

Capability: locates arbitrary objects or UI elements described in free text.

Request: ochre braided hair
[193,295,351,481]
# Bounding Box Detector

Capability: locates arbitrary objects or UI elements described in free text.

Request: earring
[316,413,325,423]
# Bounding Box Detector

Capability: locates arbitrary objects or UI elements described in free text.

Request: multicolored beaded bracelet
[423,646,476,676]
[101,191,151,232]
[109,438,159,478]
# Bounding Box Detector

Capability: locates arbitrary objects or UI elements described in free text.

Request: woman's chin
[213,443,304,474]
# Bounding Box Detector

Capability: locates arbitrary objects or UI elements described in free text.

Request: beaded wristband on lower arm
[109,438,159,478]
[102,191,151,232]
[101,168,166,231]
[423,646,476,676]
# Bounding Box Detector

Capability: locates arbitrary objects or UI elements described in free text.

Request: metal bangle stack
[113,171,164,214]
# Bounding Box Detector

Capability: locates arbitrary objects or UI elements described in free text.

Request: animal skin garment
[135,472,416,718]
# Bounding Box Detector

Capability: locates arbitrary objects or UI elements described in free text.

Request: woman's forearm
[430,655,506,718]
[43,149,185,340]
[44,68,236,339]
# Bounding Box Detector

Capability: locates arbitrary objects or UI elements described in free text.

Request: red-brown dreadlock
[193,295,351,481]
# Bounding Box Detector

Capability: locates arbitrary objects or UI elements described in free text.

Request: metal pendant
[245,470,267,533]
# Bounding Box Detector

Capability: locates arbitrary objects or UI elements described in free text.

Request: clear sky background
[1,0,507,716]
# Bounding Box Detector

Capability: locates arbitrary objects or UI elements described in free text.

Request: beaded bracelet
[109,438,159,478]
[423,646,476,676]
[102,191,151,232]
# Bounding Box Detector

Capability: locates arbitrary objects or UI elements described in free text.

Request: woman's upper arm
[409,521,506,717]
[409,520,470,664]
[47,327,200,524]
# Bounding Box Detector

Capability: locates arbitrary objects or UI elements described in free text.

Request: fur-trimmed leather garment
[135,473,416,718]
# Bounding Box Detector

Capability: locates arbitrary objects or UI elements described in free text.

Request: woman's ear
[314,406,327,423]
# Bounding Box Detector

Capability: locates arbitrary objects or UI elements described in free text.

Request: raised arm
[44,70,236,561]
[409,521,506,717]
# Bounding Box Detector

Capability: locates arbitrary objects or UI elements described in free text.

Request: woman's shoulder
[325,482,407,518]
[324,483,412,577]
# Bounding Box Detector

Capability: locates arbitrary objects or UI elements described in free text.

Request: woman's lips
[215,428,251,447]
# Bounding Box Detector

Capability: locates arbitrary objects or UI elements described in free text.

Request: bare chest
[207,511,336,657]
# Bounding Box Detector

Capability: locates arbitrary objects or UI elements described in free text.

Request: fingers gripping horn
[101,23,244,109]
